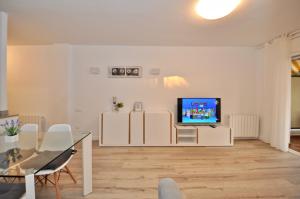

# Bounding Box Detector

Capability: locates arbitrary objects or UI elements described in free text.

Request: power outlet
[89,67,100,75]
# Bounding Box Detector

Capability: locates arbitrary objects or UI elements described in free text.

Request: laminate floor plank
[36,140,300,199]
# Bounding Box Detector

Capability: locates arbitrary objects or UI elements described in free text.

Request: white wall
[7,44,71,128]
[292,77,300,128]
[71,46,258,139]
[7,45,258,139]
[0,12,8,112]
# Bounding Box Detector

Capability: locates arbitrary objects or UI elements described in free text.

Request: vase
[4,134,19,143]
[112,105,119,112]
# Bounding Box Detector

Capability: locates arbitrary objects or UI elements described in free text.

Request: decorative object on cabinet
[112,96,124,112]
[133,102,143,112]
[2,119,20,142]
[115,102,124,111]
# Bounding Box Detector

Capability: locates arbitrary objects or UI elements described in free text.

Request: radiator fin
[229,114,259,138]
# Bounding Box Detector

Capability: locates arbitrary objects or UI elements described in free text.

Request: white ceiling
[0,0,300,46]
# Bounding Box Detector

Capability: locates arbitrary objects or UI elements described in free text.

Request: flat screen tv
[177,98,221,125]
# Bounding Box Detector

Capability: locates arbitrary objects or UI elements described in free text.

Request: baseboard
[234,137,258,140]
[290,129,300,136]
[288,148,300,156]
[290,133,300,136]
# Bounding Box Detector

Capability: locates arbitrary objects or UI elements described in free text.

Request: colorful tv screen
[177,98,221,125]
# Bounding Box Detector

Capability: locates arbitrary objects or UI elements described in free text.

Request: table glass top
[0,131,90,177]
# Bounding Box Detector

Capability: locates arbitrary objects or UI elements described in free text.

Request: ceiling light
[195,0,241,20]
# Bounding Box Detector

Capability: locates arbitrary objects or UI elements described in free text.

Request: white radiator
[229,114,259,138]
[19,114,46,135]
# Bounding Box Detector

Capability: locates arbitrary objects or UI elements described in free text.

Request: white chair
[20,124,39,150]
[48,124,72,134]
[36,124,76,199]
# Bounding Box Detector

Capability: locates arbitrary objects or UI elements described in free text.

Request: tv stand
[175,125,233,146]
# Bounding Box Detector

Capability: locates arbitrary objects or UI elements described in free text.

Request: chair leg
[65,166,77,184]
[53,172,61,199]
[57,170,62,181]
[2,177,8,183]
[36,176,44,186]
[45,175,48,185]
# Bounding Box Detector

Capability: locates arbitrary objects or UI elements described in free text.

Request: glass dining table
[0,131,93,199]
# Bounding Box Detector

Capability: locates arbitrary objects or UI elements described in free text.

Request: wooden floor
[36,140,300,199]
[290,136,300,152]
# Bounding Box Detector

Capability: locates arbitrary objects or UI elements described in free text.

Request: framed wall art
[108,66,142,78]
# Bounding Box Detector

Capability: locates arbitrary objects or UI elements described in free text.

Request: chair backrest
[47,124,72,133]
[39,124,73,151]
[20,123,38,132]
[20,124,39,149]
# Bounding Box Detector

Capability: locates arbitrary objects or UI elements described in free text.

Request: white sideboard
[99,111,233,147]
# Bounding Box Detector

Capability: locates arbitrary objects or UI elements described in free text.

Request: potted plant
[114,102,124,112]
[2,120,20,143]
[112,96,124,112]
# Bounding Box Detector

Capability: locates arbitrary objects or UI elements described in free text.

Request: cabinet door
[198,126,232,146]
[130,112,144,145]
[102,112,129,146]
[145,112,171,146]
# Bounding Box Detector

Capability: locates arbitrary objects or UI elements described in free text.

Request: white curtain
[259,35,291,152]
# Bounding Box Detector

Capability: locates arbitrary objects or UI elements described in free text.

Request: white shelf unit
[99,111,172,146]
[99,111,233,147]
[175,126,198,145]
[175,125,233,146]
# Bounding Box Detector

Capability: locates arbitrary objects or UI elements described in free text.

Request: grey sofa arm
[158,178,183,199]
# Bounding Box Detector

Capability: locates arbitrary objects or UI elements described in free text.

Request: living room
[0,0,300,198]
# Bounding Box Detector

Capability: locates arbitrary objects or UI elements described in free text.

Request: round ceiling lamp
[195,0,241,20]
